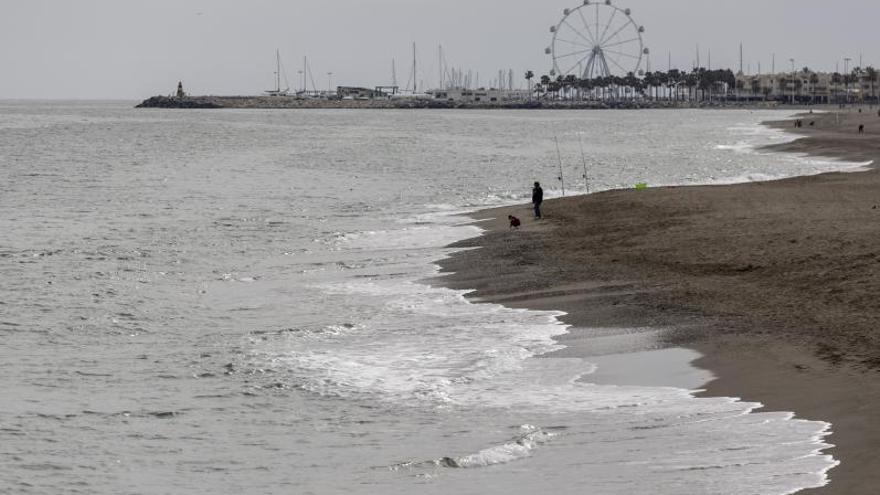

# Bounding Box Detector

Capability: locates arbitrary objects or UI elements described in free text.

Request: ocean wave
[388,425,557,471]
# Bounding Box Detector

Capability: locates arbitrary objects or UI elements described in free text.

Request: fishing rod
[554,136,565,197]
[577,133,589,194]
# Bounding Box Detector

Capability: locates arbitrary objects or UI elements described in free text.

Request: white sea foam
[704,120,873,186]
[715,142,757,153]
[226,110,851,491]
[440,425,556,468]
[246,204,838,492]
[329,224,482,252]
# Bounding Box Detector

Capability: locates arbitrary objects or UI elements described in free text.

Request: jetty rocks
[135,95,744,110]
[136,96,224,109]
[135,95,551,110]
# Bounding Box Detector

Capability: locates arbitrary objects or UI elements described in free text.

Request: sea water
[0,102,850,494]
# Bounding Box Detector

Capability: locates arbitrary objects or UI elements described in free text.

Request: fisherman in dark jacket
[532,182,543,219]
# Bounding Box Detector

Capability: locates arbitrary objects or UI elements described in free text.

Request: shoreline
[436,108,880,494]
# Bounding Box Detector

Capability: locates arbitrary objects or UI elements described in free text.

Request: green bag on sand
[635,182,648,190]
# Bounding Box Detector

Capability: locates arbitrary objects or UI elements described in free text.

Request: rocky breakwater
[135,95,723,110]
[136,96,225,109]
[135,95,544,109]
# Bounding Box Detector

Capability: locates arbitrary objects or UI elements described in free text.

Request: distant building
[374,86,400,96]
[733,70,878,103]
[176,81,186,98]
[337,86,387,99]
[428,88,530,103]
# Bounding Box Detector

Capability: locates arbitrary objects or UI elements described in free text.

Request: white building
[428,88,530,103]
[734,71,878,103]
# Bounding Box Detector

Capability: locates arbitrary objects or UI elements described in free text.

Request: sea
[0,102,858,495]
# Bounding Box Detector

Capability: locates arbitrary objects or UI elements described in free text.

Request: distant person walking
[532,182,544,219]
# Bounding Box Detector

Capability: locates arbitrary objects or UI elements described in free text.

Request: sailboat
[265,49,290,96]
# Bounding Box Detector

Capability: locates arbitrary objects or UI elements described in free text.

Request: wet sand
[437,108,880,494]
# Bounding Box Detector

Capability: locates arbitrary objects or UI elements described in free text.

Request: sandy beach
[437,108,880,494]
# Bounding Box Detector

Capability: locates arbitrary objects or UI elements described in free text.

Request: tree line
[522,66,880,103]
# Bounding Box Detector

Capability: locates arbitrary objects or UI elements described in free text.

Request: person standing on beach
[532,182,544,219]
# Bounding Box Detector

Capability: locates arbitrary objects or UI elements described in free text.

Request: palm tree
[696,68,712,101]
[849,67,864,103]
[580,77,595,100]
[800,68,811,103]
[563,74,577,100]
[548,75,563,100]
[831,72,842,103]
[539,75,551,100]
[808,73,819,103]
[603,76,614,101]
[656,70,669,100]
[621,72,637,100]
[866,67,878,103]
[594,76,609,100]
[667,69,682,101]
[525,71,535,100]
[644,71,662,100]
[533,83,545,99]
[719,69,736,99]
[612,75,625,100]
[685,71,698,102]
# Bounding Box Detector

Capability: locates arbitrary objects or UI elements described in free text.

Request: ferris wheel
[546,0,648,79]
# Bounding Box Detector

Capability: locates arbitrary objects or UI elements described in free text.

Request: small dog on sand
[508,215,521,229]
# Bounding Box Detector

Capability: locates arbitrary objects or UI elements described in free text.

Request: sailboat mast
[412,42,417,94]
[438,45,442,89]
[276,49,281,93]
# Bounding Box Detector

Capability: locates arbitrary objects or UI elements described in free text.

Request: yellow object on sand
[635,182,648,190]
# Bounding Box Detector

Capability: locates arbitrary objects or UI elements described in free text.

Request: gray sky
[1,0,877,99]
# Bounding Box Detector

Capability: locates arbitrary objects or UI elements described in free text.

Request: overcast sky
[1,0,877,99]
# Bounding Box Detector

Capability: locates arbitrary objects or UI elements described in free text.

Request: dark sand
[436,108,880,494]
